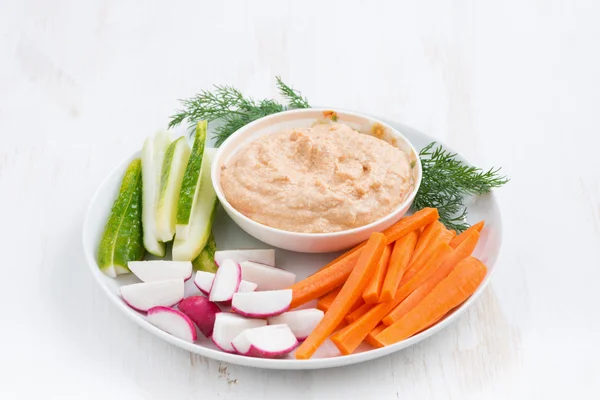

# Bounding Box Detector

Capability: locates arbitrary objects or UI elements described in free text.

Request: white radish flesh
[211,313,266,353]
[178,296,221,337]
[214,249,275,267]
[147,306,197,342]
[240,261,296,290]
[267,309,324,341]
[232,324,298,358]
[231,289,292,318]
[194,271,257,296]
[209,259,241,302]
[120,279,184,312]
[128,261,192,282]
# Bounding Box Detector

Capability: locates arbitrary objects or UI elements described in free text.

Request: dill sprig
[414,142,509,232]
[169,77,309,146]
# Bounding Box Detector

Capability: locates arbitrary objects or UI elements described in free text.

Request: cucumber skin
[177,120,207,226]
[192,230,218,273]
[98,158,145,275]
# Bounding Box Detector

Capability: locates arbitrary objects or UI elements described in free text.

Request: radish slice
[267,309,324,341]
[211,313,266,353]
[147,306,197,342]
[209,259,241,302]
[128,261,192,282]
[214,249,275,267]
[240,261,296,290]
[194,271,215,296]
[120,279,184,312]
[232,324,298,358]
[231,289,292,318]
[194,271,257,296]
[178,296,221,337]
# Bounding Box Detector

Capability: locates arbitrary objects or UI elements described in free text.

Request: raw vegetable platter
[83,111,503,370]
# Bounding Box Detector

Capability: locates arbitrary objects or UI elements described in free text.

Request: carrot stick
[409,221,442,263]
[383,231,480,325]
[346,302,374,323]
[316,287,342,312]
[382,208,439,244]
[450,221,484,249]
[363,244,393,304]
[318,241,365,271]
[289,250,362,309]
[295,233,387,360]
[401,233,448,284]
[329,244,452,355]
[380,230,419,302]
[376,257,487,345]
[439,227,456,243]
[365,324,386,348]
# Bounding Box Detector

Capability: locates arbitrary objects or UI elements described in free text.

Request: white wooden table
[1,1,599,398]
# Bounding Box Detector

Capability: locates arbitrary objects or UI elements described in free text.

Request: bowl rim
[211,108,423,238]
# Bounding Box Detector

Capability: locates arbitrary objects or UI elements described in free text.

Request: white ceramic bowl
[211,108,423,253]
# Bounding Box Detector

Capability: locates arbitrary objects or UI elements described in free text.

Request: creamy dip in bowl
[211,109,422,253]
[221,123,414,233]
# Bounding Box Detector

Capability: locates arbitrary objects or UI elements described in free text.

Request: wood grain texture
[1,0,599,398]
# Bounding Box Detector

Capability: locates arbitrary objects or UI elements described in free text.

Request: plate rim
[82,115,503,370]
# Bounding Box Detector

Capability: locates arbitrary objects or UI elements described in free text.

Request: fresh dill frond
[168,77,310,145]
[414,142,509,232]
[275,76,310,109]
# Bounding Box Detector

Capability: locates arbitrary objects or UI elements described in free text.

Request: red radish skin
[120,279,184,312]
[128,261,193,282]
[211,313,267,353]
[194,271,257,297]
[267,309,324,341]
[214,249,275,267]
[239,261,296,291]
[231,289,292,318]
[178,296,221,337]
[209,259,241,302]
[231,325,298,358]
[147,306,197,342]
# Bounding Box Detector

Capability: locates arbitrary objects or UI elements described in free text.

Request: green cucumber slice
[191,231,218,273]
[141,132,172,256]
[156,137,191,242]
[97,158,145,277]
[172,148,218,261]
[176,120,207,239]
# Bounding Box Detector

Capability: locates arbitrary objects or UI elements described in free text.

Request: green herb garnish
[169,77,309,146]
[169,79,508,232]
[414,143,508,232]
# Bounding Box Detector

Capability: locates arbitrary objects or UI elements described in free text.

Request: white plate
[82,115,502,370]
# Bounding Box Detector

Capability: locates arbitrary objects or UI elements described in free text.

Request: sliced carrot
[450,221,484,249]
[346,302,374,323]
[381,208,439,244]
[380,230,419,302]
[439,226,456,243]
[401,234,448,284]
[365,324,386,348]
[376,257,487,345]
[316,287,342,312]
[363,244,393,304]
[318,242,365,271]
[289,250,362,309]
[409,221,442,263]
[329,244,451,355]
[383,231,480,325]
[295,233,386,360]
